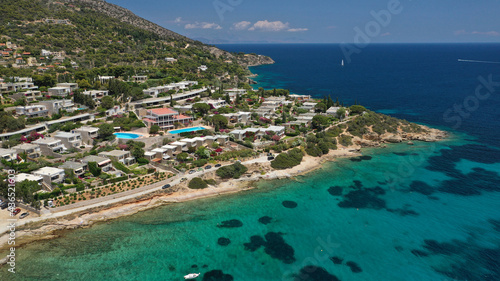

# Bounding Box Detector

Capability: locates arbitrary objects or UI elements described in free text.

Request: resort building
[33,137,66,154]
[224,88,247,100]
[143,108,193,130]
[289,94,312,101]
[40,99,75,115]
[81,155,112,172]
[98,75,115,84]
[73,126,99,145]
[132,75,148,83]
[13,90,43,102]
[47,86,71,97]
[60,161,87,176]
[15,173,43,184]
[54,132,82,148]
[15,105,49,118]
[206,99,227,109]
[0,148,18,161]
[56,83,79,92]
[98,150,135,165]
[170,141,188,152]
[81,90,109,100]
[222,112,251,125]
[32,167,65,184]
[12,143,41,159]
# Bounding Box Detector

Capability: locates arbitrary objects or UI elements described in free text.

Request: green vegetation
[270,148,304,170]
[98,123,115,141]
[188,177,208,189]
[88,161,101,177]
[339,134,353,146]
[216,162,248,179]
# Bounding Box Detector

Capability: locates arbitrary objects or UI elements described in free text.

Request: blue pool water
[168,126,205,134]
[113,133,141,139]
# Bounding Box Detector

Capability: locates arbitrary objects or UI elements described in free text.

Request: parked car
[205,165,212,170]
[188,170,196,174]
[180,178,187,182]
[162,184,171,189]
[20,212,29,219]
[267,156,275,161]
[0,202,8,209]
[215,164,222,168]
[13,208,21,216]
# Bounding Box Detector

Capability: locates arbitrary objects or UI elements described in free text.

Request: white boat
[341,59,344,66]
[184,273,200,279]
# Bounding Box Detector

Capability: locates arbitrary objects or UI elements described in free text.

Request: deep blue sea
[2,44,500,281]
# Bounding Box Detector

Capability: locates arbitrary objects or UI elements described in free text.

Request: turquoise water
[113,133,141,139]
[2,44,500,280]
[3,137,500,280]
[168,126,205,134]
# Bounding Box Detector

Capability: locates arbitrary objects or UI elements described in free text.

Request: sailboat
[341,59,344,66]
[184,273,200,279]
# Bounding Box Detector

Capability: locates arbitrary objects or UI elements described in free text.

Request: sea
[2,43,500,281]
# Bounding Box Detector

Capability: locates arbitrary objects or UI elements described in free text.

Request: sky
[107,0,500,44]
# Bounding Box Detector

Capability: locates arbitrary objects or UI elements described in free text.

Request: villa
[98,150,136,165]
[0,148,18,161]
[207,99,227,109]
[54,132,82,148]
[32,167,65,184]
[73,126,99,145]
[15,173,43,184]
[60,161,87,176]
[132,75,148,83]
[81,90,109,100]
[170,141,188,152]
[33,137,66,154]
[143,107,193,130]
[12,143,41,158]
[81,155,112,172]
[15,105,49,118]
[56,83,79,92]
[224,88,247,100]
[47,86,71,97]
[40,99,75,115]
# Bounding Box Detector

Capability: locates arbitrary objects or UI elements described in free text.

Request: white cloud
[185,22,222,30]
[248,20,290,32]
[233,21,252,30]
[174,17,182,23]
[287,28,308,32]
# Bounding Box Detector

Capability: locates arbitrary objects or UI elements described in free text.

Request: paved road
[50,156,268,213]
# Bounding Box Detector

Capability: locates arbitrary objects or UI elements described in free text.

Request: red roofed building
[143,107,193,129]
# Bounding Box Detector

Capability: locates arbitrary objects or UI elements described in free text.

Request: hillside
[0,0,273,81]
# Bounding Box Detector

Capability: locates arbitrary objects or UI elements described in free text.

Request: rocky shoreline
[0,124,448,259]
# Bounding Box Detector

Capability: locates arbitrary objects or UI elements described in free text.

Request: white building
[0,148,18,161]
[54,132,82,148]
[33,137,66,154]
[207,99,228,109]
[15,105,48,118]
[32,167,65,184]
[47,87,71,97]
[73,126,99,145]
[15,173,43,184]
[12,143,41,159]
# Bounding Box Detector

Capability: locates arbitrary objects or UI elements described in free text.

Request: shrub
[113,161,131,174]
[339,134,353,146]
[216,162,248,179]
[188,177,208,189]
[193,159,208,167]
[271,148,304,169]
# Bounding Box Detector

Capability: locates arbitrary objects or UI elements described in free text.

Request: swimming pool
[114,133,142,139]
[168,126,206,134]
